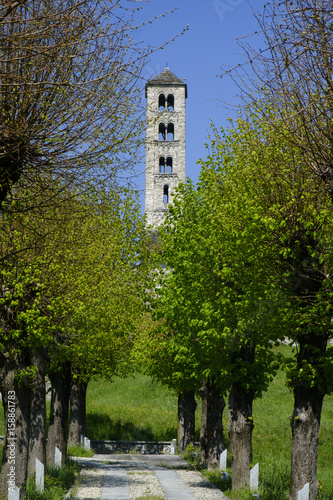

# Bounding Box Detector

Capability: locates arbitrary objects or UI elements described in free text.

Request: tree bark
[0,368,31,499]
[289,384,325,499]
[28,350,47,477]
[178,390,197,453]
[47,362,71,466]
[199,379,225,470]
[68,375,88,447]
[228,381,255,491]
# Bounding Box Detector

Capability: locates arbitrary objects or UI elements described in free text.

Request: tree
[221,1,333,496]
[43,184,149,466]
[66,187,151,448]
[196,133,287,489]
[132,309,203,456]
[147,106,333,494]
[0,0,184,214]
[177,390,197,453]
[227,0,333,201]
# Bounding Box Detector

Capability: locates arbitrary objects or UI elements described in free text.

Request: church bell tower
[145,67,187,228]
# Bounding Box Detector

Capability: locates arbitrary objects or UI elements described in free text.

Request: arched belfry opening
[167,94,174,111]
[166,157,173,173]
[158,123,166,141]
[167,123,174,141]
[163,185,169,204]
[145,67,187,228]
[159,94,165,110]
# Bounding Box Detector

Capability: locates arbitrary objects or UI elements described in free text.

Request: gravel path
[71,455,230,500]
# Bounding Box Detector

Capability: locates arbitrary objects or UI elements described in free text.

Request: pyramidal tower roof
[145,67,187,97]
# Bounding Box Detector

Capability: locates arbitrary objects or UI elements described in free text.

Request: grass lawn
[86,373,179,441]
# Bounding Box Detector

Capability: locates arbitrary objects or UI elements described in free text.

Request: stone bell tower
[145,67,187,228]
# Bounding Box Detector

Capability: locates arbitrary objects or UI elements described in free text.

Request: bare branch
[0,0,29,24]
[222,0,333,200]
[0,0,184,212]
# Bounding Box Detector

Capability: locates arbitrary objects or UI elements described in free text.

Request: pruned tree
[66,186,151,449]
[0,0,185,214]
[203,115,333,498]
[226,0,333,201]
[221,2,333,497]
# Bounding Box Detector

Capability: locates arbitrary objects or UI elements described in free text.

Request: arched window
[159,157,165,173]
[158,123,166,141]
[163,185,169,204]
[166,157,173,173]
[167,94,174,111]
[158,94,165,111]
[167,123,174,141]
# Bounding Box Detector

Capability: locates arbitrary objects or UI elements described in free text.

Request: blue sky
[130,0,267,209]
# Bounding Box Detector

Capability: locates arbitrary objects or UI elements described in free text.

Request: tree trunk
[286,238,329,499]
[0,369,31,499]
[228,381,255,491]
[289,385,325,500]
[199,379,225,470]
[28,350,47,477]
[47,362,71,466]
[68,375,88,447]
[178,390,197,453]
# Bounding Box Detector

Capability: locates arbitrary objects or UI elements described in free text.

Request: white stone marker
[8,485,19,500]
[55,446,62,467]
[220,449,227,471]
[250,463,259,492]
[36,458,44,493]
[80,434,84,447]
[297,483,309,500]
[84,437,91,450]
[170,439,177,455]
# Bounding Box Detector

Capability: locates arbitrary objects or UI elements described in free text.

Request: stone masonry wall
[91,440,173,455]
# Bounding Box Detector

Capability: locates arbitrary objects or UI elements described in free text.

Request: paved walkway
[71,454,230,500]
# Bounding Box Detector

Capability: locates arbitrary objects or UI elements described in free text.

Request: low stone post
[55,446,62,467]
[36,458,44,493]
[84,437,91,450]
[8,485,19,500]
[170,439,177,455]
[220,449,227,471]
[297,483,309,500]
[250,463,259,492]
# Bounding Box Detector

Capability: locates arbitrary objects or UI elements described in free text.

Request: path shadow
[87,413,177,441]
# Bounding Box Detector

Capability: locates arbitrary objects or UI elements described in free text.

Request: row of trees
[137,2,333,499]
[0,182,150,496]
[0,0,181,497]
[139,115,333,499]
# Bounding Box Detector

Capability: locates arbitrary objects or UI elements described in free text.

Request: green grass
[86,373,180,441]
[67,445,95,458]
[136,497,165,500]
